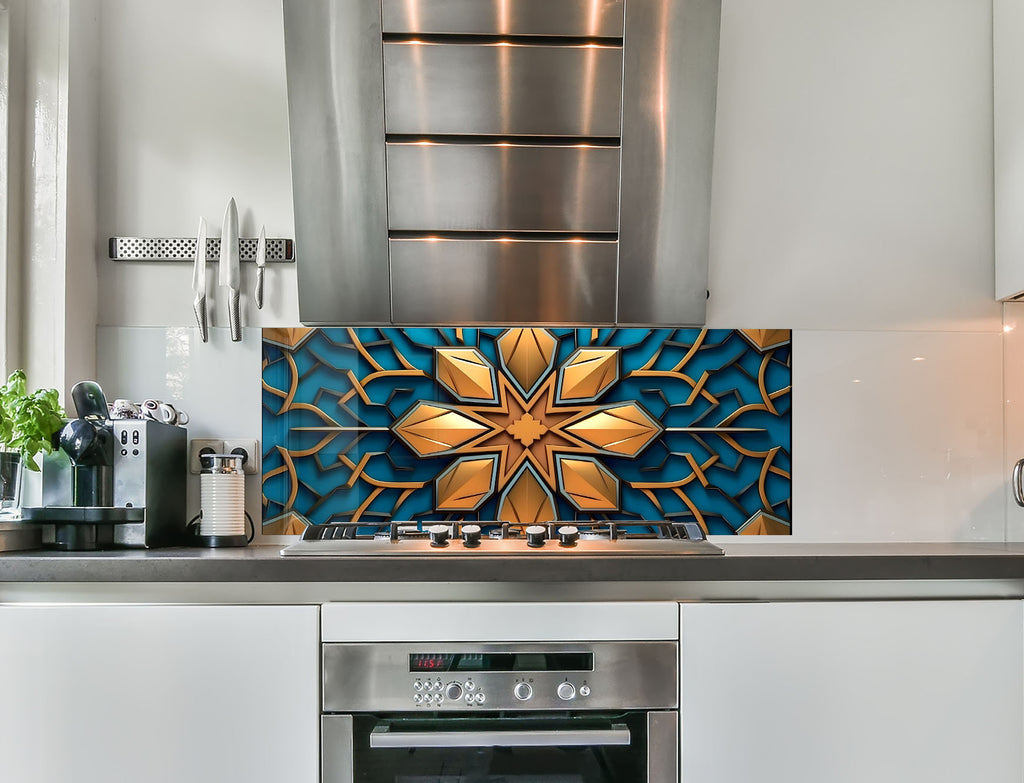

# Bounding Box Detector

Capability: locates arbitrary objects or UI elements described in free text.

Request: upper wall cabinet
[996,0,1024,300]
[283,0,721,326]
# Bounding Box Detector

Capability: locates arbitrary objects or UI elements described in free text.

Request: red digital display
[410,654,454,672]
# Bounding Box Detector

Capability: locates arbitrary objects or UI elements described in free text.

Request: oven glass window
[347,713,648,783]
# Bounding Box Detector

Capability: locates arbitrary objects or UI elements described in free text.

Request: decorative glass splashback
[262,328,791,535]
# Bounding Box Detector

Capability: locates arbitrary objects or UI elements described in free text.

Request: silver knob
[556,682,576,701]
[428,524,450,547]
[513,682,533,701]
[462,523,482,547]
[445,682,463,701]
[525,524,547,547]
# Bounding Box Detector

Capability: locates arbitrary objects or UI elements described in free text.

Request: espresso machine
[22,381,187,550]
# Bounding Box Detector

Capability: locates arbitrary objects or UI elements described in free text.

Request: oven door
[323,711,677,783]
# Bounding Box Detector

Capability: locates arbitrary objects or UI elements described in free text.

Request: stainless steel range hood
[283,0,721,326]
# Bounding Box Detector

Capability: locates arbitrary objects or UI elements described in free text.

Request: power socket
[223,438,260,475]
[189,439,224,474]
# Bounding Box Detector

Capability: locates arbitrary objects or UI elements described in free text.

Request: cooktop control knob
[514,682,533,701]
[445,682,463,701]
[525,525,547,548]
[557,682,576,701]
[427,524,450,547]
[461,524,482,548]
[557,525,579,547]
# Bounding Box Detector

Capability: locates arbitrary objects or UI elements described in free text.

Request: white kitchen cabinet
[996,0,1024,299]
[0,604,319,783]
[679,600,1023,783]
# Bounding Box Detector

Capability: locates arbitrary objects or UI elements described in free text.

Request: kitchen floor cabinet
[679,600,1023,783]
[0,604,319,783]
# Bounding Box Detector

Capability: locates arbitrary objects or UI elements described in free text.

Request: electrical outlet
[223,438,260,475]
[189,439,224,474]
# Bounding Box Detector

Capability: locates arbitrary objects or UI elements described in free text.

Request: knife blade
[254,224,266,310]
[192,216,209,342]
[219,197,241,342]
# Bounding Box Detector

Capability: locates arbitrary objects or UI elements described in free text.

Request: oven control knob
[445,682,463,701]
[579,685,591,697]
[525,525,547,547]
[461,524,482,548]
[557,525,579,546]
[556,682,576,701]
[427,524,450,547]
[514,682,533,701]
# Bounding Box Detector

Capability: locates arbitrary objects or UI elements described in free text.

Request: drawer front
[381,0,625,37]
[386,143,621,232]
[384,42,623,137]
[390,239,618,323]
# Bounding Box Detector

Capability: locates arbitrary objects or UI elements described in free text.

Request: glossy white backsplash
[1003,302,1024,540]
[791,330,1004,542]
[95,326,269,541]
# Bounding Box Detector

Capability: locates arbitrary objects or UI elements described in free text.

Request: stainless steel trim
[384,42,623,137]
[381,0,625,37]
[389,238,618,324]
[386,143,620,231]
[284,533,722,556]
[321,714,354,783]
[369,723,631,748]
[617,0,721,325]
[647,711,679,783]
[1013,459,1024,507]
[322,641,678,712]
[283,0,391,325]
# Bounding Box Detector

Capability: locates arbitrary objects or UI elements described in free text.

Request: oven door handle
[369,723,632,749]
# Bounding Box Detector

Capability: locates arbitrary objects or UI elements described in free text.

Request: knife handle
[254,267,265,310]
[229,289,241,342]
[193,295,209,343]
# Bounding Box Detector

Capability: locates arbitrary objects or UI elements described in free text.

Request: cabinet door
[0,604,319,783]
[680,601,1023,783]
[996,0,1024,299]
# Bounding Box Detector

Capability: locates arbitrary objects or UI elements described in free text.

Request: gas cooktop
[280,520,723,557]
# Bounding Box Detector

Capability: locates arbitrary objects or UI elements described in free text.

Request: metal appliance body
[40,419,187,548]
[283,0,722,326]
[320,606,679,783]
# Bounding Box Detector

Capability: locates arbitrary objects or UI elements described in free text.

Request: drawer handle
[1014,459,1024,507]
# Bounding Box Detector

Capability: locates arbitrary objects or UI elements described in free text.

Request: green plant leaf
[0,370,65,471]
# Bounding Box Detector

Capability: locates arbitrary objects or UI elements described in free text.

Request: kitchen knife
[254,224,266,310]
[192,216,209,342]
[219,197,241,342]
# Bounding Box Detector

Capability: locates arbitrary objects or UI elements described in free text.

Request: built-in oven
[321,641,678,783]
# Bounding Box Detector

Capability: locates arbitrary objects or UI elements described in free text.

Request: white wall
[91,0,1005,542]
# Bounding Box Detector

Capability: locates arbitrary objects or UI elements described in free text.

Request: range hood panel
[386,143,621,233]
[381,0,626,37]
[284,0,720,326]
[390,239,618,324]
[384,42,624,137]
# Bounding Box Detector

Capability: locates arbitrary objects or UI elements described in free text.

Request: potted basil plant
[0,370,65,516]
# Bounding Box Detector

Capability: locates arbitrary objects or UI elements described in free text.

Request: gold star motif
[506,413,548,446]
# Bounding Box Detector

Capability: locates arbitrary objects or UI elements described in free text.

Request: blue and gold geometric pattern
[262,328,792,535]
